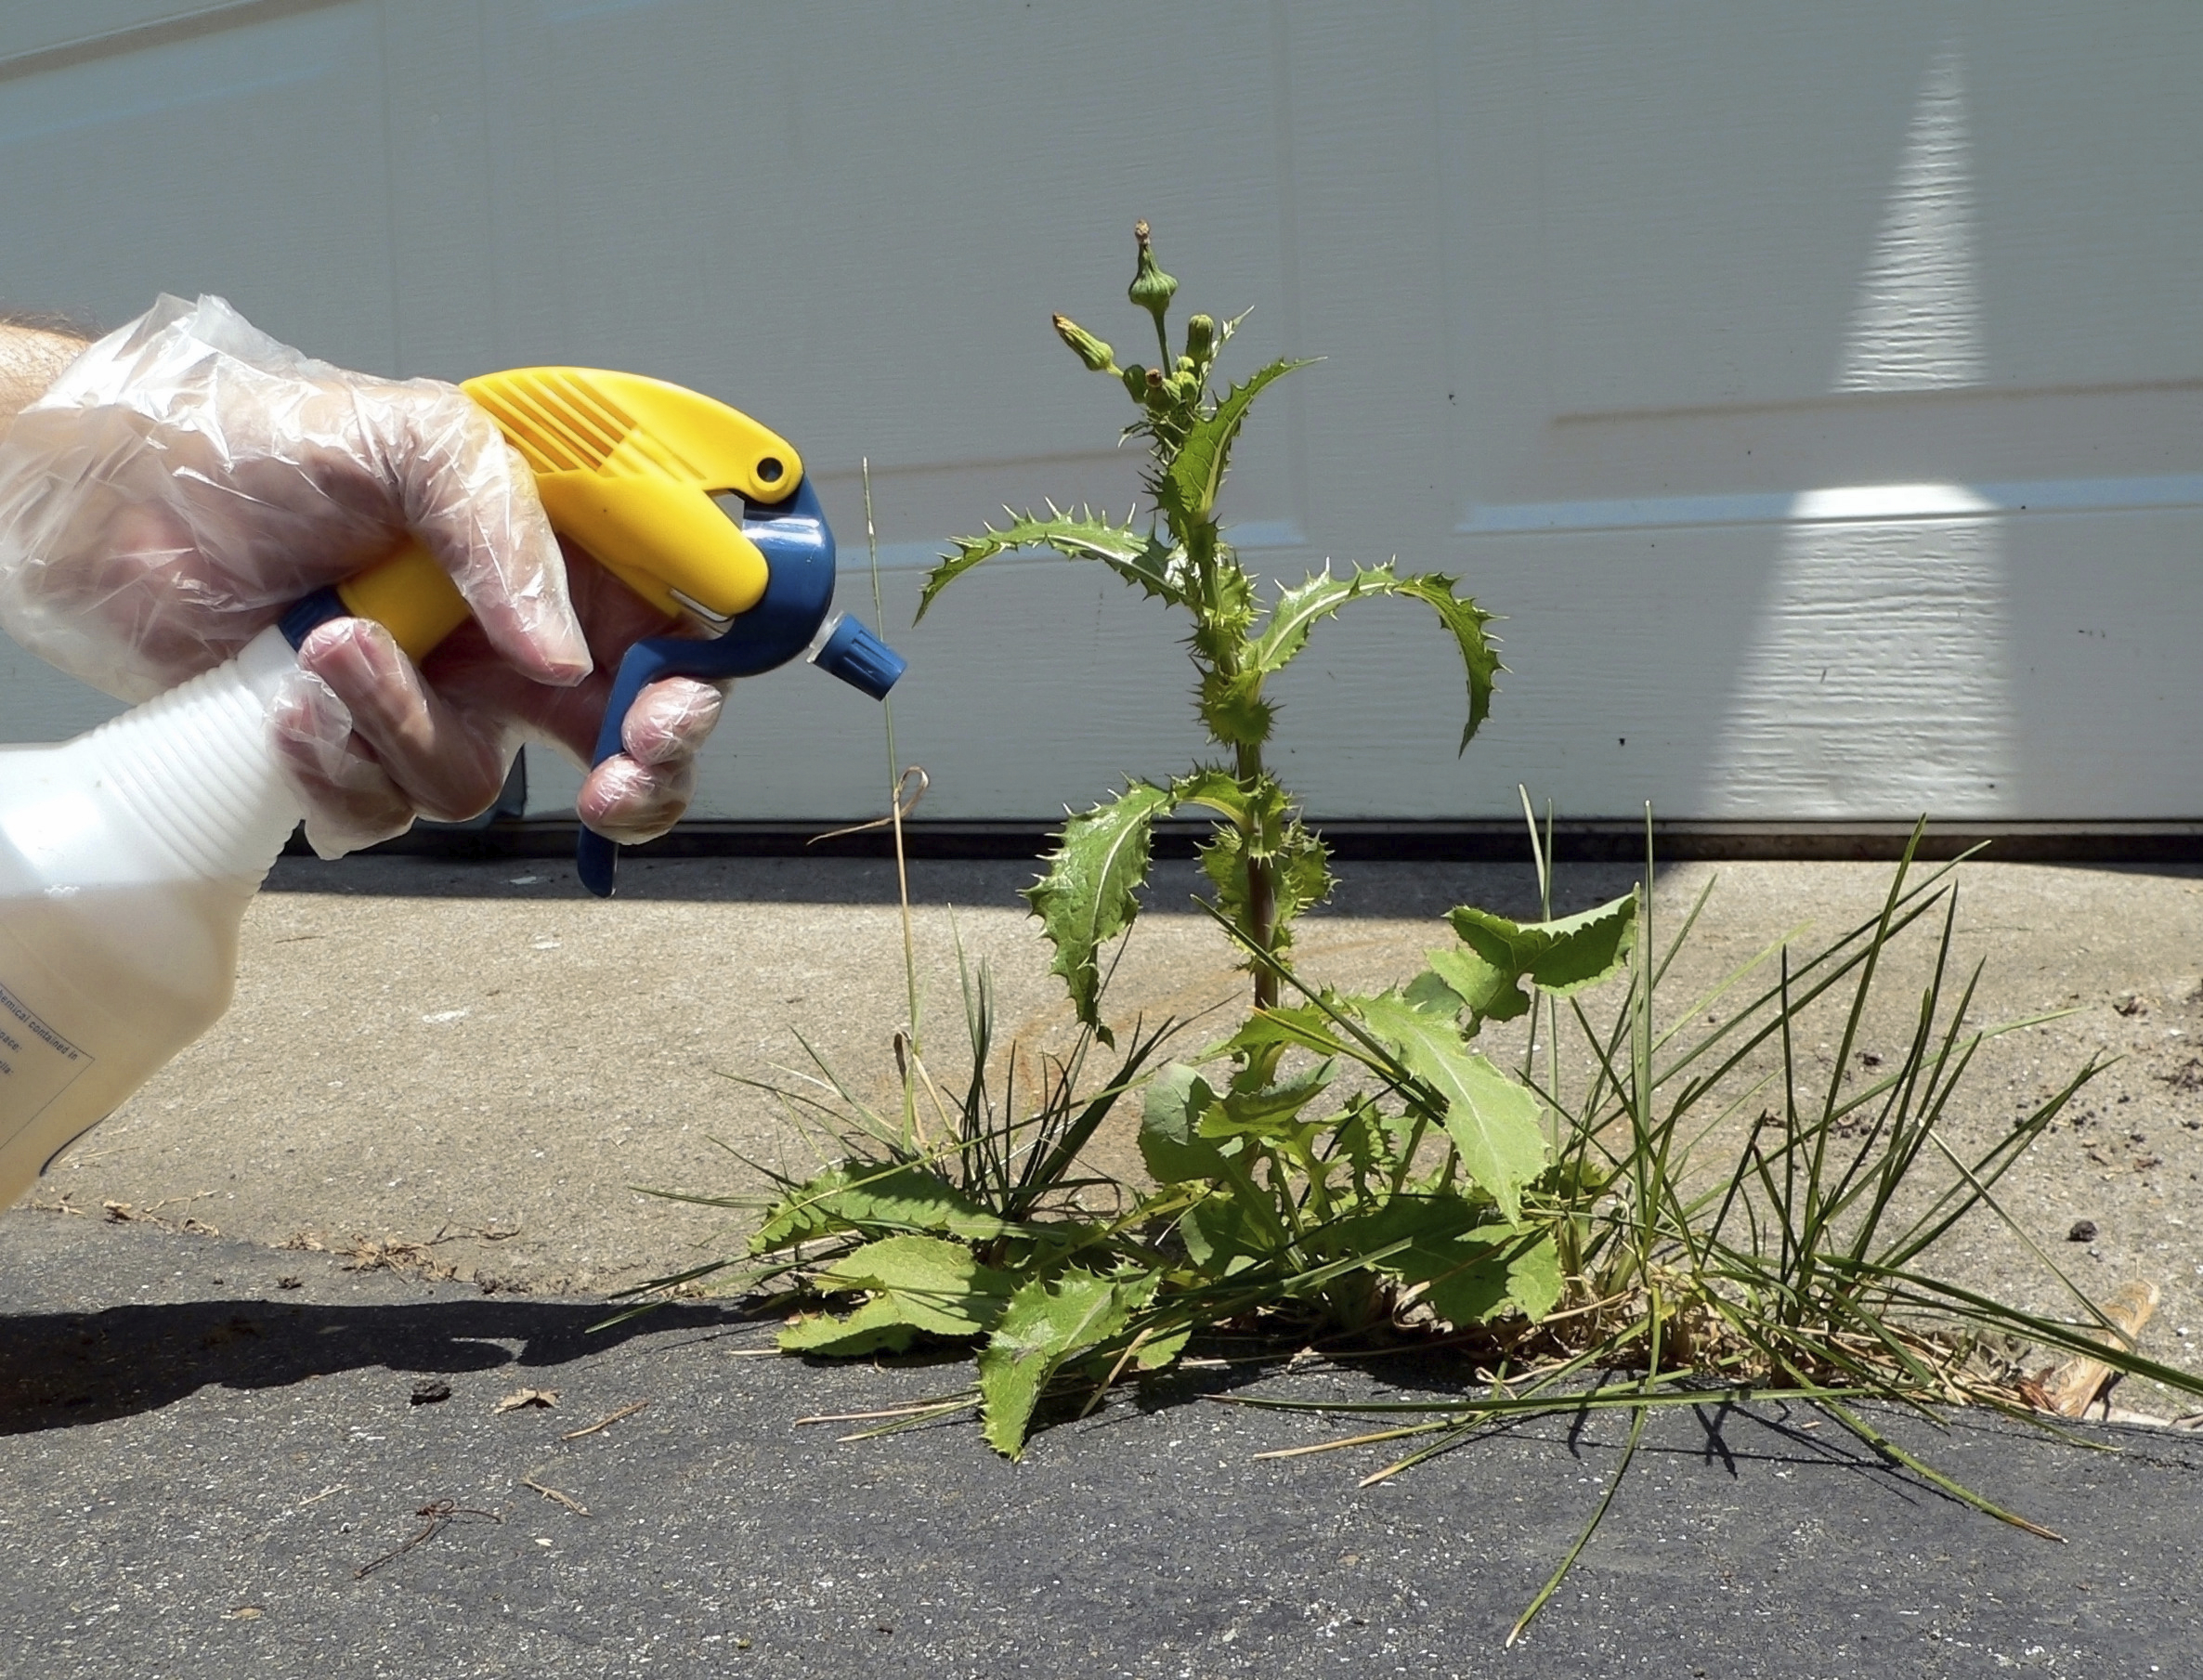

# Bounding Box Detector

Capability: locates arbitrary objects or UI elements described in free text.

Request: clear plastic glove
[0,295,724,855]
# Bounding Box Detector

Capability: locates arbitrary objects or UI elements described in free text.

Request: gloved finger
[576,751,698,846]
[340,385,591,687]
[265,667,416,857]
[620,676,724,766]
[411,538,699,771]
[294,618,513,823]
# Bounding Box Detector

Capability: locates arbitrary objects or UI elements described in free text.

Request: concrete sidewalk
[24,854,2203,1326]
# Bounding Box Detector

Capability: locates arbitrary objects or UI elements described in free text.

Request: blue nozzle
[811,614,906,699]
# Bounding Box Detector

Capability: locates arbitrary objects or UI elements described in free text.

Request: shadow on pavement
[0,1295,750,1437]
[257,853,1644,921]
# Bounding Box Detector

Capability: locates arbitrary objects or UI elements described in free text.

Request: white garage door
[2,2,2197,826]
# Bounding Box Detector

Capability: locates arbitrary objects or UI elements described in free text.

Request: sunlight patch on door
[1709,40,2012,817]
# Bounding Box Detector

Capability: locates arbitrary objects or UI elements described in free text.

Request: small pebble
[411,1379,453,1405]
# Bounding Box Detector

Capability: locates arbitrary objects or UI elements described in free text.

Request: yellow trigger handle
[299,369,803,664]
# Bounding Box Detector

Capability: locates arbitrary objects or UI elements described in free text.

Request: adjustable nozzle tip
[809,615,906,700]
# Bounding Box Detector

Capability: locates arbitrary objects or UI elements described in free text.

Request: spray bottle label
[0,978,94,1155]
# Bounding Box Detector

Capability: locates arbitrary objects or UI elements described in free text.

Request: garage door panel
[0,3,394,370]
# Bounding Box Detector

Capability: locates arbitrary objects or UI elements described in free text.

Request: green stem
[1235,736,1277,1010]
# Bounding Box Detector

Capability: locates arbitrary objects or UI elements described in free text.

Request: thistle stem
[1234,736,1278,1010]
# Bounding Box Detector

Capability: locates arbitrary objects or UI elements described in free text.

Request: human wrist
[0,318,95,434]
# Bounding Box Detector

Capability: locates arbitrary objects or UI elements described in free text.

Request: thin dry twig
[558,1400,648,1440]
[354,1500,502,1579]
[806,764,929,845]
[795,1398,973,1427]
[521,1470,591,1517]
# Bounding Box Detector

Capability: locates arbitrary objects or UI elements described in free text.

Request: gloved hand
[0,295,723,855]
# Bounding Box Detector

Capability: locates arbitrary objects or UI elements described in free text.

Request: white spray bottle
[0,368,902,1207]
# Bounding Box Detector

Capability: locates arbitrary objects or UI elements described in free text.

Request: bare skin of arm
[0,319,92,432]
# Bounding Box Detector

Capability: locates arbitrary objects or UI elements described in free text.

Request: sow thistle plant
[637,222,2203,1643]
[710,220,1584,1439]
[924,220,1500,1024]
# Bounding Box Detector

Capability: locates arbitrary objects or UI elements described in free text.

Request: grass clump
[630,223,2203,1643]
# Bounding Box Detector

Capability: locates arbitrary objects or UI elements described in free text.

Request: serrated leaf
[1154,358,1313,537]
[1322,1192,1493,1270]
[919,510,1186,621]
[749,1161,1018,1254]
[1421,946,1532,1028]
[1169,767,1252,826]
[1243,565,1500,753]
[1318,1196,1563,1328]
[1197,668,1274,747]
[977,1271,1142,1457]
[778,1235,1012,1355]
[1225,1004,1350,1061]
[1246,565,1376,675]
[1447,891,1637,1000]
[1188,561,1259,657]
[1197,826,1251,938]
[1179,1194,1255,1271]
[1388,573,1501,751]
[815,1234,1013,1335]
[1354,995,1546,1223]
[1217,1060,1333,1129]
[1024,781,1179,1036]
[1128,1324,1192,1369]
[1417,1232,1555,1329]
[1140,1062,1232,1184]
[1270,822,1336,932]
[778,1296,919,1357]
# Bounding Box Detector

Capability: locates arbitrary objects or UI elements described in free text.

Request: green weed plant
[635,225,2203,1645]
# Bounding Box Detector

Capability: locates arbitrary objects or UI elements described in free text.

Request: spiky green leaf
[919,510,1186,620]
[1168,767,1253,827]
[777,1295,920,1357]
[817,1234,1011,1324]
[1419,947,1532,1030]
[1245,565,1377,675]
[1389,573,1501,751]
[1245,564,1500,752]
[1179,1195,1257,1272]
[1440,891,1639,1022]
[1197,669,1274,748]
[780,1235,1013,1353]
[1154,358,1313,538]
[1354,994,1546,1222]
[749,1161,1019,1255]
[977,1271,1145,1457]
[1140,1062,1232,1184]
[1421,1227,1563,1328]
[1024,780,1179,1037]
[1225,1004,1350,1061]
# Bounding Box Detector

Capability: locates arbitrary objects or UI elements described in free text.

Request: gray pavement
[6,853,2203,1673]
[6,1209,2202,1678]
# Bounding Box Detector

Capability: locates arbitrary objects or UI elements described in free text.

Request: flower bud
[1121,363,1150,400]
[1052,313,1115,372]
[1184,313,1217,360]
[1128,219,1179,326]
